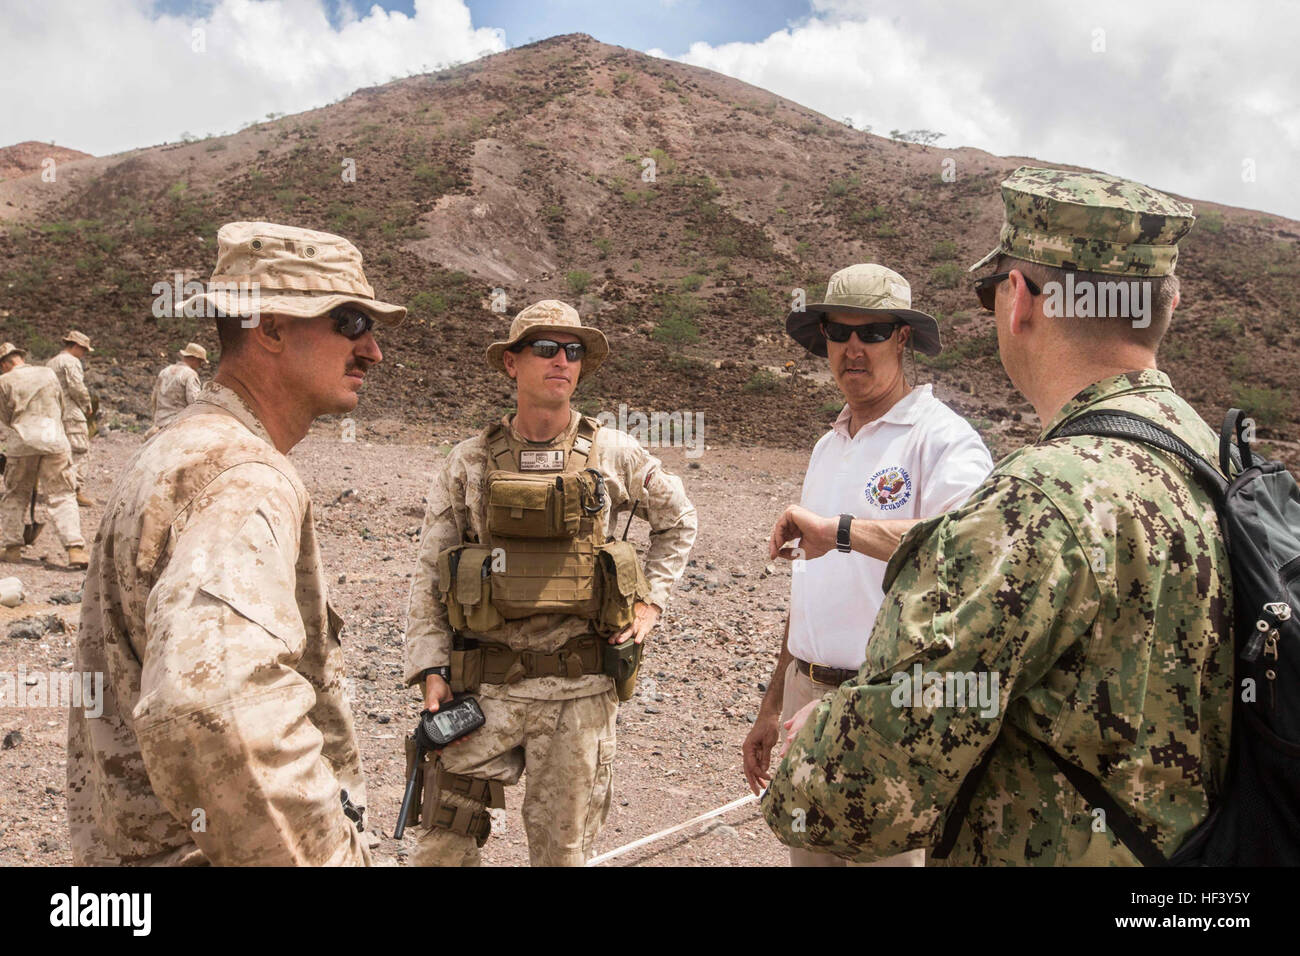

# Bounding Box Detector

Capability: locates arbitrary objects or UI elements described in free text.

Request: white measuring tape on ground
[586,793,759,866]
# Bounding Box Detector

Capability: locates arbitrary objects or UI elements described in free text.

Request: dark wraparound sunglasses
[973,272,1042,312]
[510,339,587,361]
[331,306,375,339]
[821,319,901,344]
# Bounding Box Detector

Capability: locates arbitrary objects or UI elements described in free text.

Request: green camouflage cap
[969,166,1195,277]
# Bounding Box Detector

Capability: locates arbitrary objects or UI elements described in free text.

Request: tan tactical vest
[437,417,644,635]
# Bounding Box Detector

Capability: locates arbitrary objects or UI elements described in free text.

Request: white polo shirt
[788,385,993,670]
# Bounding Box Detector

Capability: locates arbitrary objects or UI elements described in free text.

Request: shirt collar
[192,381,276,447]
[1041,369,1172,438]
[505,408,580,445]
[831,384,934,439]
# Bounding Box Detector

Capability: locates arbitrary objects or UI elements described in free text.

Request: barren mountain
[2,33,1297,464]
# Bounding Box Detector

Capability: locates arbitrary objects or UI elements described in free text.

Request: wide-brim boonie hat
[785,264,942,357]
[486,300,609,377]
[0,342,27,364]
[179,343,209,364]
[177,221,407,325]
[63,330,94,352]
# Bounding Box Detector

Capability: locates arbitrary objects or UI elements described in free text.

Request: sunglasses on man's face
[511,339,586,362]
[973,272,1042,312]
[821,319,901,344]
[330,306,375,340]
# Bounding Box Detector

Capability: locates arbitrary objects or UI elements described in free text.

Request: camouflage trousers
[64,422,89,491]
[413,689,617,867]
[0,453,83,549]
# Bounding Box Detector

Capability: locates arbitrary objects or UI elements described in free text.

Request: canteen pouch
[486,471,588,539]
[603,638,643,703]
[437,545,505,633]
[596,540,646,633]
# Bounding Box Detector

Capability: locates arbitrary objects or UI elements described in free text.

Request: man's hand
[779,699,821,758]
[423,673,454,712]
[610,600,660,645]
[742,708,782,795]
[769,504,837,562]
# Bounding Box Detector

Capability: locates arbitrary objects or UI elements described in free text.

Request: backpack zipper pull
[1242,619,1269,661]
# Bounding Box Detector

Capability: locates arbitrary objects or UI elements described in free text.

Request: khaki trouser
[413,689,618,867]
[65,421,89,491]
[0,452,84,548]
[781,660,925,868]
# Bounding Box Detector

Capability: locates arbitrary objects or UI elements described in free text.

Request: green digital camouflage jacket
[761,370,1234,865]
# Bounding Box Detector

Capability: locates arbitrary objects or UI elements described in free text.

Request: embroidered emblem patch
[865,466,913,511]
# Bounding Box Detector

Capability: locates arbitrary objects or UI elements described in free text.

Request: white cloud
[656,0,1300,219]
[0,0,507,156]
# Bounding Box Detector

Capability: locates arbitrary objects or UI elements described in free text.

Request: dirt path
[1,422,814,866]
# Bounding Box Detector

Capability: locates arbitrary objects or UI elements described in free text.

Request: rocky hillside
[2,34,1297,464]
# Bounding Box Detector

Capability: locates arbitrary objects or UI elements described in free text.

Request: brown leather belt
[795,657,857,687]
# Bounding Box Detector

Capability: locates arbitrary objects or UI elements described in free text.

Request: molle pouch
[603,638,643,703]
[489,537,599,619]
[437,545,504,633]
[449,647,483,694]
[486,471,583,539]
[596,540,646,634]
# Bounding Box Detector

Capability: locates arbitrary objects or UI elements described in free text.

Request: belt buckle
[809,663,837,686]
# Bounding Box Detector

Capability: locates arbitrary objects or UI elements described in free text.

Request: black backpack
[935,408,1300,865]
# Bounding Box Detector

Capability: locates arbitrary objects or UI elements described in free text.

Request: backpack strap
[1049,409,1228,501]
[931,743,997,859]
[1221,407,1253,476]
[1036,741,1170,866]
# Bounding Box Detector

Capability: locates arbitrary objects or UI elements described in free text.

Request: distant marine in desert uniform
[150,342,208,429]
[45,330,96,507]
[0,340,87,568]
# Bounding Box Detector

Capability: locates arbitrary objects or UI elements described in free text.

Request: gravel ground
[1,420,813,867]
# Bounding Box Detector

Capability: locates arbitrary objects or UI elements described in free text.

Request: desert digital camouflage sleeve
[133,465,369,866]
[404,448,469,684]
[606,431,697,610]
[761,475,1097,861]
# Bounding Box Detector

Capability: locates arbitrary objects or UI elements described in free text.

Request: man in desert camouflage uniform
[0,341,86,568]
[46,330,96,507]
[763,167,1233,865]
[405,300,697,866]
[67,222,405,865]
[150,342,207,429]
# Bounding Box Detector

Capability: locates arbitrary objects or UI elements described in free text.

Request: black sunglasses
[821,319,901,344]
[973,272,1042,312]
[510,339,587,361]
[330,306,375,340]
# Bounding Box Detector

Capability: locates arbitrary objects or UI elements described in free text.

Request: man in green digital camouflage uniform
[762,166,1233,865]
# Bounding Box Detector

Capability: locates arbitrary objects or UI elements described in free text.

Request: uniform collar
[1041,369,1172,438]
[504,407,580,446]
[192,381,276,447]
[831,384,933,439]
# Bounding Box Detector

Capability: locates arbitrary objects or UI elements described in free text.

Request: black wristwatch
[420,666,452,682]
[836,513,854,553]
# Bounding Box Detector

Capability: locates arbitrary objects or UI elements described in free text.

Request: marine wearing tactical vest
[403,300,698,866]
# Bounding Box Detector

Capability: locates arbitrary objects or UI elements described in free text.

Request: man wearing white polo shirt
[742,263,992,867]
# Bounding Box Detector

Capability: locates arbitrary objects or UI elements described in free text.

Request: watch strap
[836,513,854,553]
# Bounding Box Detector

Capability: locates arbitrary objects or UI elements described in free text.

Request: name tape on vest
[519,449,565,471]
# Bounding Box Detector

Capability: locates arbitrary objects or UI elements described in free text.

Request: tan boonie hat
[179,343,209,363]
[786,264,942,357]
[63,330,94,352]
[0,342,27,364]
[486,300,609,377]
[969,166,1195,277]
[177,221,407,325]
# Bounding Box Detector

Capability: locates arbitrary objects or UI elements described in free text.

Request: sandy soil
[1,420,814,867]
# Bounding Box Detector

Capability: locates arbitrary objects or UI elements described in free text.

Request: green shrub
[931,262,964,288]
[743,371,783,394]
[1232,385,1291,428]
[651,293,701,344]
[410,291,448,316]
[593,237,613,258]
[930,239,958,260]
[679,273,705,291]
[566,270,593,294]
[1200,210,1225,233]
[712,235,739,256]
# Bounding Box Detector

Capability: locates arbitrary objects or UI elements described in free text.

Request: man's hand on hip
[769,504,837,561]
[611,600,660,645]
